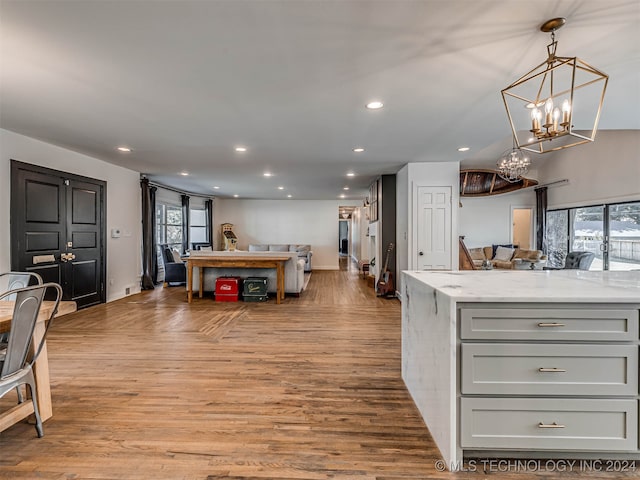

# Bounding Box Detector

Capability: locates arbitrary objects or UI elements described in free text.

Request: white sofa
[190,251,306,295]
[248,244,312,272]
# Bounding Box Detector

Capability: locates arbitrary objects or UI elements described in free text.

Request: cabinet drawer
[460,397,637,451]
[459,307,639,341]
[461,343,638,396]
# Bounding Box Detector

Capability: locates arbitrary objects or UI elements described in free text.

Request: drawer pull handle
[538,322,565,327]
[538,367,566,373]
[538,422,565,429]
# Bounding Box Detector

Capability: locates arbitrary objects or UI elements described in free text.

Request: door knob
[419,251,424,256]
[61,252,76,262]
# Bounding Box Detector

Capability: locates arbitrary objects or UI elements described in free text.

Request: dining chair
[0,282,62,437]
[0,272,43,300]
[0,272,43,350]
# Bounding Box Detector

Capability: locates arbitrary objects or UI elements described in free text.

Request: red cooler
[215,276,242,302]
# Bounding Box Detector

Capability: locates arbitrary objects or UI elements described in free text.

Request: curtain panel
[181,194,190,254]
[205,199,213,247]
[141,178,157,289]
[535,186,548,252]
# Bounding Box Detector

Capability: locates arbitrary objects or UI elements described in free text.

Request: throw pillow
[296,245,310,254]
[492,243,517,258]
[514,249,543,261]
[171,249,182,263]
[494,246,515,262]
[527,251,542,261]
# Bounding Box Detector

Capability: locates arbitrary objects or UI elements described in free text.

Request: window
[609,202,640,270]
[545,201,640,271]
[156,203,183,251]
[190,208,207,244]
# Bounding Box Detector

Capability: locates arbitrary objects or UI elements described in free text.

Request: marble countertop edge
[403,270,640,303]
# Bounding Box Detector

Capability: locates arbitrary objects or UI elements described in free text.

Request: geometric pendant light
[501,18,609,154]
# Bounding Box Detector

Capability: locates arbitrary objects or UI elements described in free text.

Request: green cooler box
[243,276,268,302]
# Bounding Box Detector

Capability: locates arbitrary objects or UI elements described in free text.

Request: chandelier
[501,18,608,154]
[497,143,530,182]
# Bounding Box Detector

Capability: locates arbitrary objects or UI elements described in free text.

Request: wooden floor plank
[0,258,633,479]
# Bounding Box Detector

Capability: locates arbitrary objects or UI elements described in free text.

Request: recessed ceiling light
[287,194,292,198]
[278,186,284,190]
[213,186,220,189]
[235,146,247,152]
[353,147,365,153]
[180,171,189,176]
[457,147,470,152]
[263,172,272,177]
[233,194,239,198]
[339,194,346,198]
[346,172,355,177]
[343,187,349,190]
[116,146,131,152]
[366,101,384,110]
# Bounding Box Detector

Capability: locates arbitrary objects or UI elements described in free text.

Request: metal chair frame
[0,282,62,437]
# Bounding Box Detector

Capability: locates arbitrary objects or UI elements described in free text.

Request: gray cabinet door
[461,343,638,396]
[459,306,639,341]
[461,397,637,451]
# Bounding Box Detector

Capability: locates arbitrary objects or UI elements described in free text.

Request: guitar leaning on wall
[376,243,395,297]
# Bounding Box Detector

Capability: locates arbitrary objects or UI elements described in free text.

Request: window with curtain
[156,203,183,251]
[190,208,207,244]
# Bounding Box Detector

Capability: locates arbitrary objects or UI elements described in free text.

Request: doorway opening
[339,220,349,256]
[338,206,358,272]
[512,207,533,250]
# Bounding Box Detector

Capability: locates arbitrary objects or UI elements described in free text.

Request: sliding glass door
[571,206,605,271]
[608,202,640,271]
[546,201,640,271]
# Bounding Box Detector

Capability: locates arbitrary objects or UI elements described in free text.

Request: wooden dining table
[0,300,76,433]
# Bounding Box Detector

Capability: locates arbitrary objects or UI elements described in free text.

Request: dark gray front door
[10,160,106,308]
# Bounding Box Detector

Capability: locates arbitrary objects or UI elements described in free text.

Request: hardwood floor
[0,260,634,479]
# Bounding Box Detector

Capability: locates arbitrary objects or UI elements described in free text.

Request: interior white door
[417,186,451,270]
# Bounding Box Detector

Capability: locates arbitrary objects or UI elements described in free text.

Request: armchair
[563,251,595,270]
[545,251,595,270]
[159,244,186,286]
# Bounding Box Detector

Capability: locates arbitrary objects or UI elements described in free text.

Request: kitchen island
[401,269,640,468]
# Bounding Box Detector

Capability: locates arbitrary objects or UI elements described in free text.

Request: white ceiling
[1,1,638,200]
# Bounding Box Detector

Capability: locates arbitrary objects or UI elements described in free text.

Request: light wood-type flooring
[0,258,635,479]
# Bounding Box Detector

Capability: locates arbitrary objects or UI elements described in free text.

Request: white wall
[396,165,409,283]
[350,206,370,264]
[395,162,459,296]
[458,189,536,249]
[214,199,360,270]
[406,162,460,270]
[539,130,640,209]
[0,129,142,302]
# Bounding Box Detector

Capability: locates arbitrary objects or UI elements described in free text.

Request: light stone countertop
[403,269,640,303]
